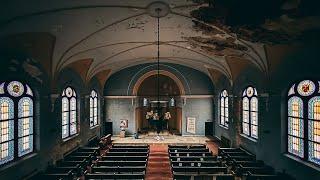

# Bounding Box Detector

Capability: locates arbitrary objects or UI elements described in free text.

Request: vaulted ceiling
[1,0,319,85]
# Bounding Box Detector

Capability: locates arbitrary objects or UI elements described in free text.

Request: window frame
[241,86,258,140]
[220,89,229,128]
[0,81,35,167]
[286,80,320,167]
[89,90,99,128]
[61,86,78,140]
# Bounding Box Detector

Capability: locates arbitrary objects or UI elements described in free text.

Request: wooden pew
[92,166,146,174]
[169,152,212,157]
[97,160,147,167]
[169,144,206,149]
[109,148,149,152]
[85,173,145,180]
[171,161,221,167]
[106,152,148,156]
[172,166,228,174]
[170,156,217,161]
[64,155,94,161]
[173,173,235,180]
[98,134,112,149]
[169,148,209,153]
[101,155,148,161]
[112,145,149,149]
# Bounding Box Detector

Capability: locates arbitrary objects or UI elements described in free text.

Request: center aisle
[145,144,173,180]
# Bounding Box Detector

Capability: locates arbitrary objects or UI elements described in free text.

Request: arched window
[287,80,320,165]
[170,98,175,107]
[61,87,77,139]
[143,98,148,107]
[220,90,229,128]
[89,90,98,128]
[242,86,258,139]
[0,81,34,166]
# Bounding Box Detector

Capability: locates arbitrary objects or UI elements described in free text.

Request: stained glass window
[61,87,77,139]
[0,81,34,166]
[287,80,320,166]
[220,90,228,128]
[308,97,320,165]
[288,97,304,157]
[242,86,258,139]
[89,90,98,128]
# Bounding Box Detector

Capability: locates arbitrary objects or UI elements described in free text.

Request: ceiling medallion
[147,1,170,18]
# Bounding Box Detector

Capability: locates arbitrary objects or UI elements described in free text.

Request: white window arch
[220,90,229,128]
[0,81,34,165]
[61,87,77,139]
[242,86,258,139]
[90,90,98,127]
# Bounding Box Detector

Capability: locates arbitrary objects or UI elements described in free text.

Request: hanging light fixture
[156,7,161,115]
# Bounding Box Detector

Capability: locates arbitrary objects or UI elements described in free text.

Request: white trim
[181,95,214,99]
[104,96,137,99]
[219,124,229,130]
[181,135,206,137]
[104,95,213,99]
[239,133,258,143]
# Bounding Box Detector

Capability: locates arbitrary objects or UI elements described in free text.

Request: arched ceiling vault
[2,0,317,87]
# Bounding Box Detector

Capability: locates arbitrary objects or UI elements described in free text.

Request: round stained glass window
[297,80,315,96]
[65,87,73,97]
[222,90,228,97]
[91,90,97,97]
[7,81,24,97]
[246,87,254,97]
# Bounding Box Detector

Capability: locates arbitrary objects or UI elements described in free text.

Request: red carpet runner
[145,144,173,180]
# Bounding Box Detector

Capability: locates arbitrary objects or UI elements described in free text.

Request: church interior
[0,0,320,179]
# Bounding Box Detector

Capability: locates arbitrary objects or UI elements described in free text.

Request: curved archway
[132,70,185,96]
[133,70,183,135]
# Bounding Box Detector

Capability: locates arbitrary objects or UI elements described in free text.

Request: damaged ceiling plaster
[0,0,319,84]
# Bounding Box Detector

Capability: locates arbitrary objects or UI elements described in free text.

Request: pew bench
[112,145,149,149]
[172,166,228,174]
[85,173,145,180]
[169,145,206,149]
[96,160,147,167]
[171,161,222,167]
[92,166,146,174]
[101,155,148,161]
[106,152,149,156]
[173,173,235,180]
[109,148,149,152]
[171,156,218,161]
[169,148,209,153]
[169,152,212,157]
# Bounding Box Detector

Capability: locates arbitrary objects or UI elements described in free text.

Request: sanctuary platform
[112,133,212,145]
